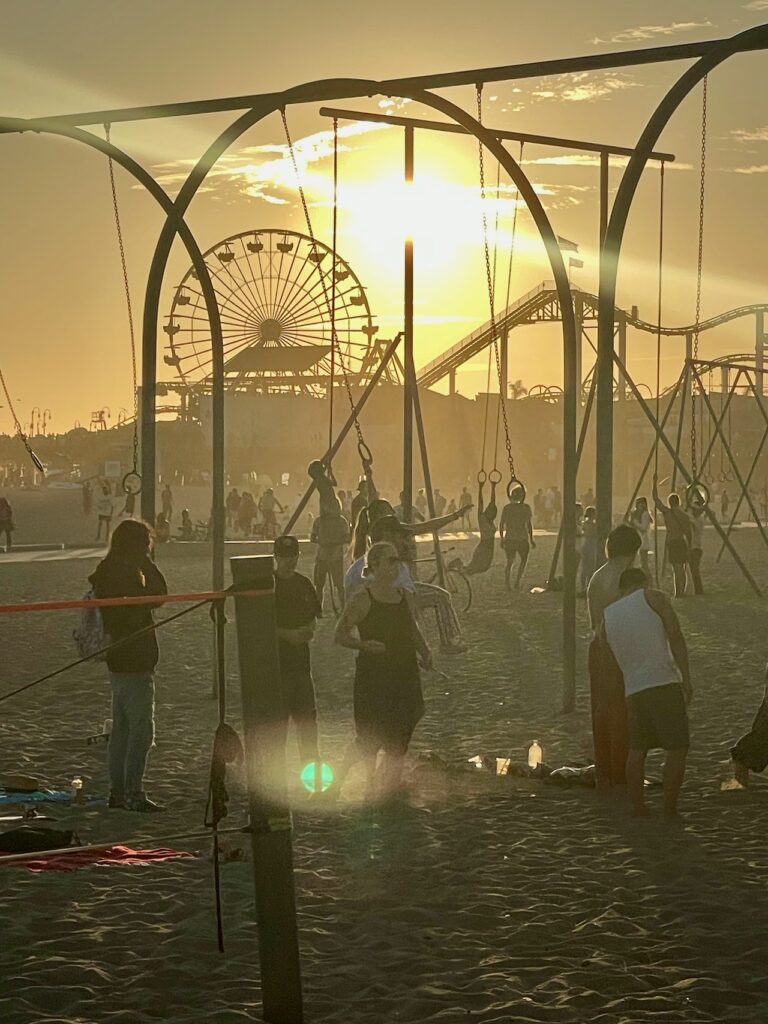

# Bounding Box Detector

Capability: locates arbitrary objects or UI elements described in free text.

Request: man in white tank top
[602,567,693,817]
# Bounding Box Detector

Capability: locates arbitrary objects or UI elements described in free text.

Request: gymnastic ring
[507,478,526,502]
[357,440,373,466]
[476,470,488,485]
[702,472,713,484]
[488,469,503,485]
[122,471,142,496]
[718,471,729,483]
[686,481,709,510]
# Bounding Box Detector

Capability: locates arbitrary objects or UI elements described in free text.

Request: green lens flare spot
[300,761,334,793]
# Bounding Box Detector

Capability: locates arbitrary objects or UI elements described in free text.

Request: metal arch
[0,116,227,592]
[596,24,768,544]
[139,77,579,706]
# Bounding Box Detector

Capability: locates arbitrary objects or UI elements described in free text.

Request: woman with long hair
[335,541,432,802]
[90,519,168,812]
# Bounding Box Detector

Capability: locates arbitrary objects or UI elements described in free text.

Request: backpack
[317,514,351,547]
[73,589,109,661]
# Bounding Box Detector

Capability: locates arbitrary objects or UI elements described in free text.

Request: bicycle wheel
[445,568,472,613]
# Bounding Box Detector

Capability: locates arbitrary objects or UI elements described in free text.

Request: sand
[2,503,768,1023]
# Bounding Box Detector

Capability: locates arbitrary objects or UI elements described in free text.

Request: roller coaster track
[416,280,768,389]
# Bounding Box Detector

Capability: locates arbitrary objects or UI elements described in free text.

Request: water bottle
[527,740,543,770]
[70,776,84,804]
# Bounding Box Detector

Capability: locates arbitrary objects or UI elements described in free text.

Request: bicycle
[416,547,473,613]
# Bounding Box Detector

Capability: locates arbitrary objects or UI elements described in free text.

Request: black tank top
[357,589,418,678]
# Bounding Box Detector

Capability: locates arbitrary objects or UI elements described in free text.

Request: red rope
[0,589,267,616]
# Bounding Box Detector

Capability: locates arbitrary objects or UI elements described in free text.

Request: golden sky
[2,0,768,429]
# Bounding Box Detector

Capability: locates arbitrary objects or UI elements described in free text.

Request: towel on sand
[4,845,195,872]
[0,790,107,806]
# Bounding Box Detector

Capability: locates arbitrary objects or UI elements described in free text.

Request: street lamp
[42,409,52,436]
[29,406,41,436]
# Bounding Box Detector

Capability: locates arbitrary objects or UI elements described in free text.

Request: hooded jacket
[89,556,168,673]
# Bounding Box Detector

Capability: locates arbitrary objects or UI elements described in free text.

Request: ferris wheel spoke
[218,250,271,326]
[254,245,284,320]
[239,239,275,319]
[270,251,323,328]
[278,277,332,331]
[171,328,259,353]
[232,237,272,317]
[206,263,262,325]
[270,238,306,323]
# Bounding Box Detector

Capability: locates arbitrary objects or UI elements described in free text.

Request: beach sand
[2,514,768,1022]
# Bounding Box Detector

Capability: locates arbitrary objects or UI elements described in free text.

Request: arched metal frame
[5,26,767,702]
[597,24,768,552]
[139,79,580,706]
[0,117,228,592]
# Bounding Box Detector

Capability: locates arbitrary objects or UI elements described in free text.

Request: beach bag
[0,826,79,855]
[317,514,351,547]
[73,589,109,661]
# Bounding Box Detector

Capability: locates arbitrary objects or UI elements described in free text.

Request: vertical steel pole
[140,284,160,524]
[500,329,509,404]
[595,149,613,547]
[574,294,584,412]
[230,554,303,1024]
[402,126,415,523]
[617,315,627,403]
[756,312,765,406]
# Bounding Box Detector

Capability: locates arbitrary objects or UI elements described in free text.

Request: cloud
[730,127,768,143]
[592,21,714,45]
[743,1,768,9]
[530,71,638,103]
[151,120,393,201]
[731,165,768,174]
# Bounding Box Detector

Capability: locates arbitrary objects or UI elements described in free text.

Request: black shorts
[504,540,530,559]
[627,684,689,751]
[667,538,688,565]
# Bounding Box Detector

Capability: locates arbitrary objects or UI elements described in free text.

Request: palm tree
[509,379,528,400]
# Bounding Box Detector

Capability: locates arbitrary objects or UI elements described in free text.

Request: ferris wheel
[163,228,391,395]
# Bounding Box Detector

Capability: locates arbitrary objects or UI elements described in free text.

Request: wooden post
[230,554,303,1024]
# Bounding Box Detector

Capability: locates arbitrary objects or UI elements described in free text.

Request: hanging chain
[105,124,139,477]
[654,161,665,482]
[476,86,516,480]
[0,365,44,472]
[690,77,707,480]
[328,116,339,463]
[280,108,369,461]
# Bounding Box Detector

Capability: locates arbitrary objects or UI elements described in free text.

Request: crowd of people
[77,465,768,815]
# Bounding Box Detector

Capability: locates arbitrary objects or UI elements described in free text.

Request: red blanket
[6,845,195,872]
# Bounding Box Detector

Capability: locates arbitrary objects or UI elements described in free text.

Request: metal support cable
[476,85,516,481]
[104,124,140,478]
[280,108,370,464]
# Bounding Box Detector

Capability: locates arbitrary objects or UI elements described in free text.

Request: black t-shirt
[274,572,321,674]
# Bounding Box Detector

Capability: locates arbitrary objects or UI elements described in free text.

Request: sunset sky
[2,0,768,431]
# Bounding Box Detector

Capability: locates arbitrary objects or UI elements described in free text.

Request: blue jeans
[109,672,155,798]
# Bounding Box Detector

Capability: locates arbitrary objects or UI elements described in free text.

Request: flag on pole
[569,257,584,269]
[557,235,579,252]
